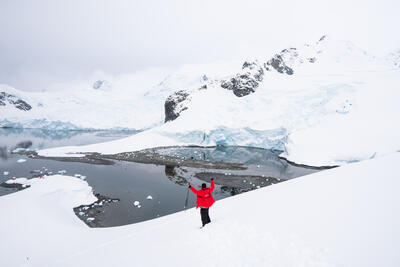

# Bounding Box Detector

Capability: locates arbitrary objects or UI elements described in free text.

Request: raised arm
[190,185,199,196]
[210,178,215,192]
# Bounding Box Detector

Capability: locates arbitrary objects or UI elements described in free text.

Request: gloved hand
[188,184,191,188]
[211,178,214,181]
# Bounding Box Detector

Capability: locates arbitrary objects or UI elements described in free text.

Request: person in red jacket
[188,178,215,227]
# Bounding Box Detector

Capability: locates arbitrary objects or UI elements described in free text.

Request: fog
[1,0,399,91]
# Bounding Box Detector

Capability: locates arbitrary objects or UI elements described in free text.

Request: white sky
[0,0,399,91]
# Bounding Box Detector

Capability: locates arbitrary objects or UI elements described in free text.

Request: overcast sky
[1,0,399,91]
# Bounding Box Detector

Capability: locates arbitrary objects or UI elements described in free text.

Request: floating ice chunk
[74,174,82,178]
[256,186,260,189]
[57,170,67,175]
[3,171,9,176]
[79,212,85,216]
[80,176,86,180]
[134,201,140,206]
[138,205,141,208]
[257,165,261,168]
[86,217,95,222]
[17,159,27,163]
[146,195,153,200]
[243,180,246,183]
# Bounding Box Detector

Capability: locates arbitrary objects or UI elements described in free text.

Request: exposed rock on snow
[221,61,264,97]
[164,89,191,122]
[266,52,294,75]
[0,91,32,111]
[92,80,112,90]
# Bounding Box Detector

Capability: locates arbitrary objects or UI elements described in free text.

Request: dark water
[0,128,322,227]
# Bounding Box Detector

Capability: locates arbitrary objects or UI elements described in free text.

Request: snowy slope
[1,153,399,267]
[38,37,400,165]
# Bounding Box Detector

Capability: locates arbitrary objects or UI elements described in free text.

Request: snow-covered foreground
[1,153,399,267]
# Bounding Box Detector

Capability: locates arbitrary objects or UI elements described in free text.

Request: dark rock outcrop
[0,92,32,111]
[164,90,190,122]
[93,80,111,90]
[221,61,265,97]
[266,54,294,75]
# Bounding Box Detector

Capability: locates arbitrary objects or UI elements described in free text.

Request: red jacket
[190,180,215,208]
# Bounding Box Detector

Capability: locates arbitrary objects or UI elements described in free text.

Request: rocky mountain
[164,35,330,122]
[0,92,32,111]
[1,36,396,133]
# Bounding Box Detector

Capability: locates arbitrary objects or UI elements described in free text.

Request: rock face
[93,80,112,90]
[164,90,191,122]
[221,61,265,97]
[266,53,294,75]
[0,92,32,111]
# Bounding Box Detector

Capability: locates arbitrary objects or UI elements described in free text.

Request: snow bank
[1,153,399,267]
[0,175,98,267]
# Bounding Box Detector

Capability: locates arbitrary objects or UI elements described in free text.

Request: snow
[0,37,396,166]
[38,39,400,166]
[0,61,240,131]
[0,153,399,267]
[5,177,28,184]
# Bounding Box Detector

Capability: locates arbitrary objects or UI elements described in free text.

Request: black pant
[200,208,211,226]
